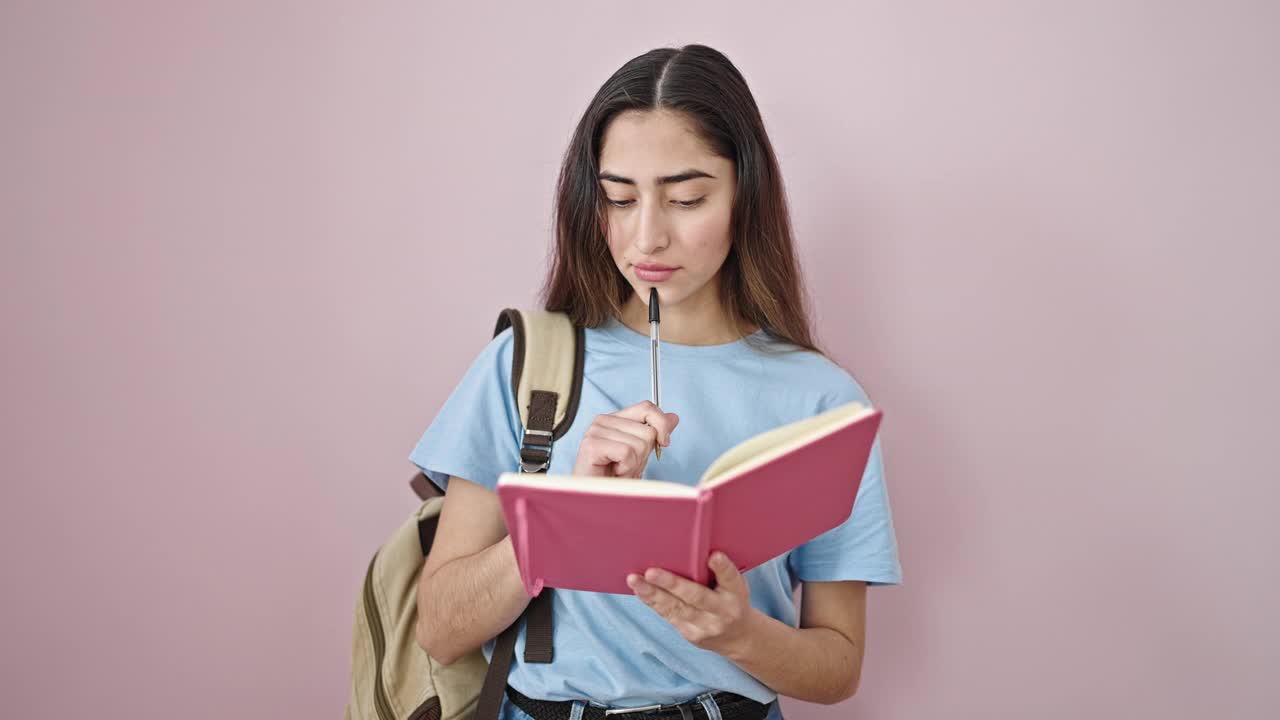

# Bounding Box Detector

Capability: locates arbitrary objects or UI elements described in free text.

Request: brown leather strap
[473,592,554,720]
[519,392,560,471]
[473,620,520,720]
[520,390,556,664]
[527,390,557,432]
[475,309,575,719]
[473,589,555,719]
[519,390,559,472]
[523,590,554,663]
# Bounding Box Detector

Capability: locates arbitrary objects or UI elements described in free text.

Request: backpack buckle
[518,427,553,473]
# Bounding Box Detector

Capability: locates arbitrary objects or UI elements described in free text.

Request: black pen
[649,287,662,460]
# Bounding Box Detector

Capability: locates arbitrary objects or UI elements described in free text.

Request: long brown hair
[539,44,827,358]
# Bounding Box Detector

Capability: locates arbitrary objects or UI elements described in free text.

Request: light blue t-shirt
[409,315,902,708]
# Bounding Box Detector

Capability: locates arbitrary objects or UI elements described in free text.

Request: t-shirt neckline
[594,315,768,359]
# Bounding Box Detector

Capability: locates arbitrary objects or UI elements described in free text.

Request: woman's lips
[634,265,678,282]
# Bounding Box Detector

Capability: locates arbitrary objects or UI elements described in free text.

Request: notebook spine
[514,497,544,597]
[690,493,713,585]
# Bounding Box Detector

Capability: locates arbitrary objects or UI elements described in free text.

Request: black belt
[505,684,772,720]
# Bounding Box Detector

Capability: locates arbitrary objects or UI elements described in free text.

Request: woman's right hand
[571,401,679,478]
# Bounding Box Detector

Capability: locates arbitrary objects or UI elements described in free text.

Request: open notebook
[496,401,882,596]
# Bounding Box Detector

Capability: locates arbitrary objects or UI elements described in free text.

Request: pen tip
[649,288,660,323]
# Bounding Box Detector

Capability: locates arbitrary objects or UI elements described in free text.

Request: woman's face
[598,109,736,310]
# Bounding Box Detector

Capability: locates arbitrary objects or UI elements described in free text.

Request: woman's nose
[633,201,669,253]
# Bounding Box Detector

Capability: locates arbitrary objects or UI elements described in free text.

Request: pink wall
[3,2,1276,717]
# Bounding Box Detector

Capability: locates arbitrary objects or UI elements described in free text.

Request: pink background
[3,2,1277,718]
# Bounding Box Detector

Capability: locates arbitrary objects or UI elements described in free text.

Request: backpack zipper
[407,696,441,720]
[363,551,443,720]
[362,552,396,720]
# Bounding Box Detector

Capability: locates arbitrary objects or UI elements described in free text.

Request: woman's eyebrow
[597,169,714,186]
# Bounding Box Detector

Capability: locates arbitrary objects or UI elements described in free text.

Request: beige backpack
[347,308,586,720]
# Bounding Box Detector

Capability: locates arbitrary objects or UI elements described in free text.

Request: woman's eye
[605,197,705,209]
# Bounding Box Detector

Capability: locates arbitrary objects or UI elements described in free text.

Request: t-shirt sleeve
[788,374,903,587]
[407,326,523,493]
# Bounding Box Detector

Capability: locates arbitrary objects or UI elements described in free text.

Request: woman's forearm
[723,609,861,705]
[417,534,531,665]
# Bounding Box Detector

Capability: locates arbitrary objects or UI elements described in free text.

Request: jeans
[497,692,785,720]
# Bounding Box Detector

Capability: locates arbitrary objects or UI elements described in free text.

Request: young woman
[410,44,901,720]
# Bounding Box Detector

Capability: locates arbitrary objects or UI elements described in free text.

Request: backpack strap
[495,308,585,473]
[407,309,585,496]
[475,308,584,720]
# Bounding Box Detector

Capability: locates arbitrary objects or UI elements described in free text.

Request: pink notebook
[496,401,882,596]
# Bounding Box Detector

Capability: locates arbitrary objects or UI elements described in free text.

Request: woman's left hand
[627,551,759,657]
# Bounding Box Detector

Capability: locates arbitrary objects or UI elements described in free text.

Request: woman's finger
[707,552,749,598]
[592,413,663,448]
[581,429,647,477]
[643,567,719,612]
[628,573,702,625]
[610,401,679,446]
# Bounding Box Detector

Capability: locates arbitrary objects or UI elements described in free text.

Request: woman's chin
[634,282,682,302]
